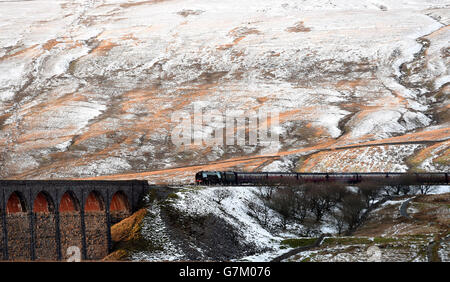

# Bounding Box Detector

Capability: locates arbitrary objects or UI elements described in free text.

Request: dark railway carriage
[414,172,441,184]
[324,173,358,183]
[235,172,266,185]
[357,172,389,183]
[223,171,237,185]
[297,173,322,183]
[265,172,298,185]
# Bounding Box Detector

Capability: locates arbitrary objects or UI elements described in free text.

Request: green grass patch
[179,185,208,193]
[167,193,179,200]
[281,238,317,248]
[372,237,398,244]
[433,153,449,166]
[300,257,311,262]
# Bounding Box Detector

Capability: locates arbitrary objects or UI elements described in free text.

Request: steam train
[195,171,449,186]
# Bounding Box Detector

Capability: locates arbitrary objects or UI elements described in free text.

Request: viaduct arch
[0,180,148,261]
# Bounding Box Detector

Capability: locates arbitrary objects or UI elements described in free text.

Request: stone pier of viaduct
[0,180,149,261]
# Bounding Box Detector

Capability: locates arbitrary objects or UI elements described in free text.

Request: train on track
[195,171,449,186]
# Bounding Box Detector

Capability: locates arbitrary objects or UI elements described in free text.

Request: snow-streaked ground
[289,236,432,262]
[129,185,339,261]
[299,144,427,172]
[130,203,186,261]
[0,0,449,179]
[430,185,450,194]
[126,185,449,262]
[172,186,286,251]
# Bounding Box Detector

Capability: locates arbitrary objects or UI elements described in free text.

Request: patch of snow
[261,158,293,172]
[381,199,406,207]
[174,186,284,251]
[130,204,186,261]
[74,157,131,176]
[54,139,72,151]
[428,185,450,195]
[349,110,404,139]
[41,46,90,78]
[304,144,424,172]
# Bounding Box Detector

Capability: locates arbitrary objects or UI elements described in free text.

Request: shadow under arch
[59,191,80,213]
[109,190,131,224]
[6,191,27,213]
[84,190,105,212]
[33,191,55,213]
[110,191,130,212]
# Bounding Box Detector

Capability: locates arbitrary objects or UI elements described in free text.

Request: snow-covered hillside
[129,186,308,261]
[0,0,448,180]
[113,185,344,261]
[107,185,450,262]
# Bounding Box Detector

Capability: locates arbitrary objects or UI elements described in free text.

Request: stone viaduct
[0,180,149,261]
